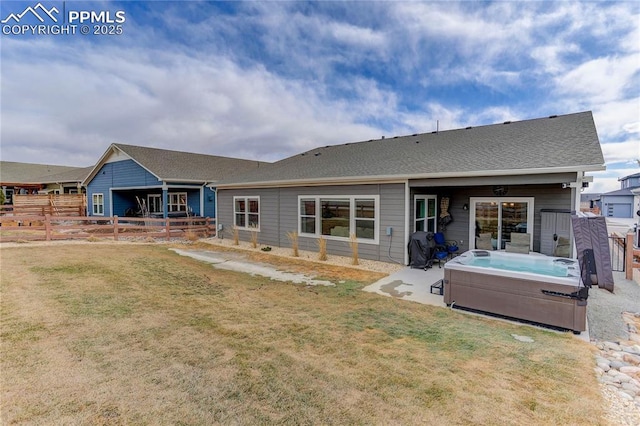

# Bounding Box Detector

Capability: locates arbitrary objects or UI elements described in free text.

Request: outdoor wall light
[463,203,469,211]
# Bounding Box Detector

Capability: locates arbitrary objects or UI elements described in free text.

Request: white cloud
[600,141,640,165]
[0,37,384,165]
[1,0,639,179]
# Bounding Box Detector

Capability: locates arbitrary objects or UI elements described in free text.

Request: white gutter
[215,164,606,190]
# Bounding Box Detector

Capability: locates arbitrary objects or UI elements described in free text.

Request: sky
[0,0,638,194]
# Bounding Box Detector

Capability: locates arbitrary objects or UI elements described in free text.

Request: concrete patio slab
[362,266,446,307]
[364,264,590,342]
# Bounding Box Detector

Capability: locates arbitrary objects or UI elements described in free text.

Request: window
[168,192,187,212]
[300,198,316,234]
[414,195,437,232]
[148,194,163,214]
[298,196,378,242]
[92,193,104,216]
[234,196,260,230]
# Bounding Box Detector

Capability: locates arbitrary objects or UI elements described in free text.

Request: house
[599,172,640,218]
[580,193,601,215]
[0,161,90,204]
[83,143,268,218]
[214,111,605,264]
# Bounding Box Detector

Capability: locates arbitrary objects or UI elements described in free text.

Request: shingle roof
[217,111,605,187]
[34,166,93,184]
[601,188,634,197]
[85,144,269,184]
[0,161,85,184]
[620,172,640,181]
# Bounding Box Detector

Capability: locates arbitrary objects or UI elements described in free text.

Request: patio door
[414,195,437,232]
[470,197,534,250]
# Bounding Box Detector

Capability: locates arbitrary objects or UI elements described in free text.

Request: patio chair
[475,232,494,250]
[505,233,531,254]
[433,232,458,267]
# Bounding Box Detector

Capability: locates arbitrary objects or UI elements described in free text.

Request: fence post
[113,216,119,241]
[626,232,634,280]
[166,218,171,241]
[45,214,52,241]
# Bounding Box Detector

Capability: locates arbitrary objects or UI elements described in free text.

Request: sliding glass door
[470,197,534,250]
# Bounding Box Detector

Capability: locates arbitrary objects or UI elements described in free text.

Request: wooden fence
[0,215,216,243]
[7,194,87,216]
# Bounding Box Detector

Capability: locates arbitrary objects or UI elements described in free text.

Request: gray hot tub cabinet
[443,266,587,333]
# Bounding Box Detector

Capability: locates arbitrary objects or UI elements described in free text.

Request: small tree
[0,190,5,206]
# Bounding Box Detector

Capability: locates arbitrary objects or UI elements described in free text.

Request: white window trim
[168,192,188,212]
[92,193,104,216]
[297,195,380,244]
[414,195,438,233]
[147,194,163,214]
[468,197,535,250]
[233,196,260,231]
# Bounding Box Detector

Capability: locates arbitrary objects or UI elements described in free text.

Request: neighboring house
[0,161,89,204]
[580,193,601,215]
[215,111,605,264]
[83,143,268,218]
[599,172,640,218]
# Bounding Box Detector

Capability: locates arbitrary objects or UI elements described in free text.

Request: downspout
[209,186,218,238]
[404,180,410,265]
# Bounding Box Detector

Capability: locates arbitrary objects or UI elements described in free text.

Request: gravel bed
[587,271,640,342]
[200,237,406,274]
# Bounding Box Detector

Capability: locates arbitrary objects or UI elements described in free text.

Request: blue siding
[112,160,160,187]
[204,188,216,218]
[87,159,216,218]
[86,163,114,216]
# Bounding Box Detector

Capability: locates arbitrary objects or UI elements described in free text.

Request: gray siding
[218,178,573,264]
[217,184,406,262]
[409,184,571,253]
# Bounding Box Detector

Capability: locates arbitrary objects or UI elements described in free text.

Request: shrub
[317,236,327,261]
[250,226,258,248]
[286,231,299,257]
[232,226,239,245]
[349,233,359,265]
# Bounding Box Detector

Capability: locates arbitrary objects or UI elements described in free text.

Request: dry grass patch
[0,244,607,425]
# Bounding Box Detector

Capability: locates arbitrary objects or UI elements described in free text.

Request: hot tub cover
[571,215,614,292]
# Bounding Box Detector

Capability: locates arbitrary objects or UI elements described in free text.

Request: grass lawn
[1,243,606,425]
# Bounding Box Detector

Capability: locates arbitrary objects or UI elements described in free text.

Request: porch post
[162,184,168,219]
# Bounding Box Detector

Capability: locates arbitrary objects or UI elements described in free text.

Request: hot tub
[443,250,587,333]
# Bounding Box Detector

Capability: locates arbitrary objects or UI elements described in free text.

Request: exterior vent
[415,140,420,144]
[431,131,437,134]
[466,126,473,129]
[503,121,511,124]
[549,115,558,118]
[412,133,418,136]
[393,136,399,139]
[314,152,321,157]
